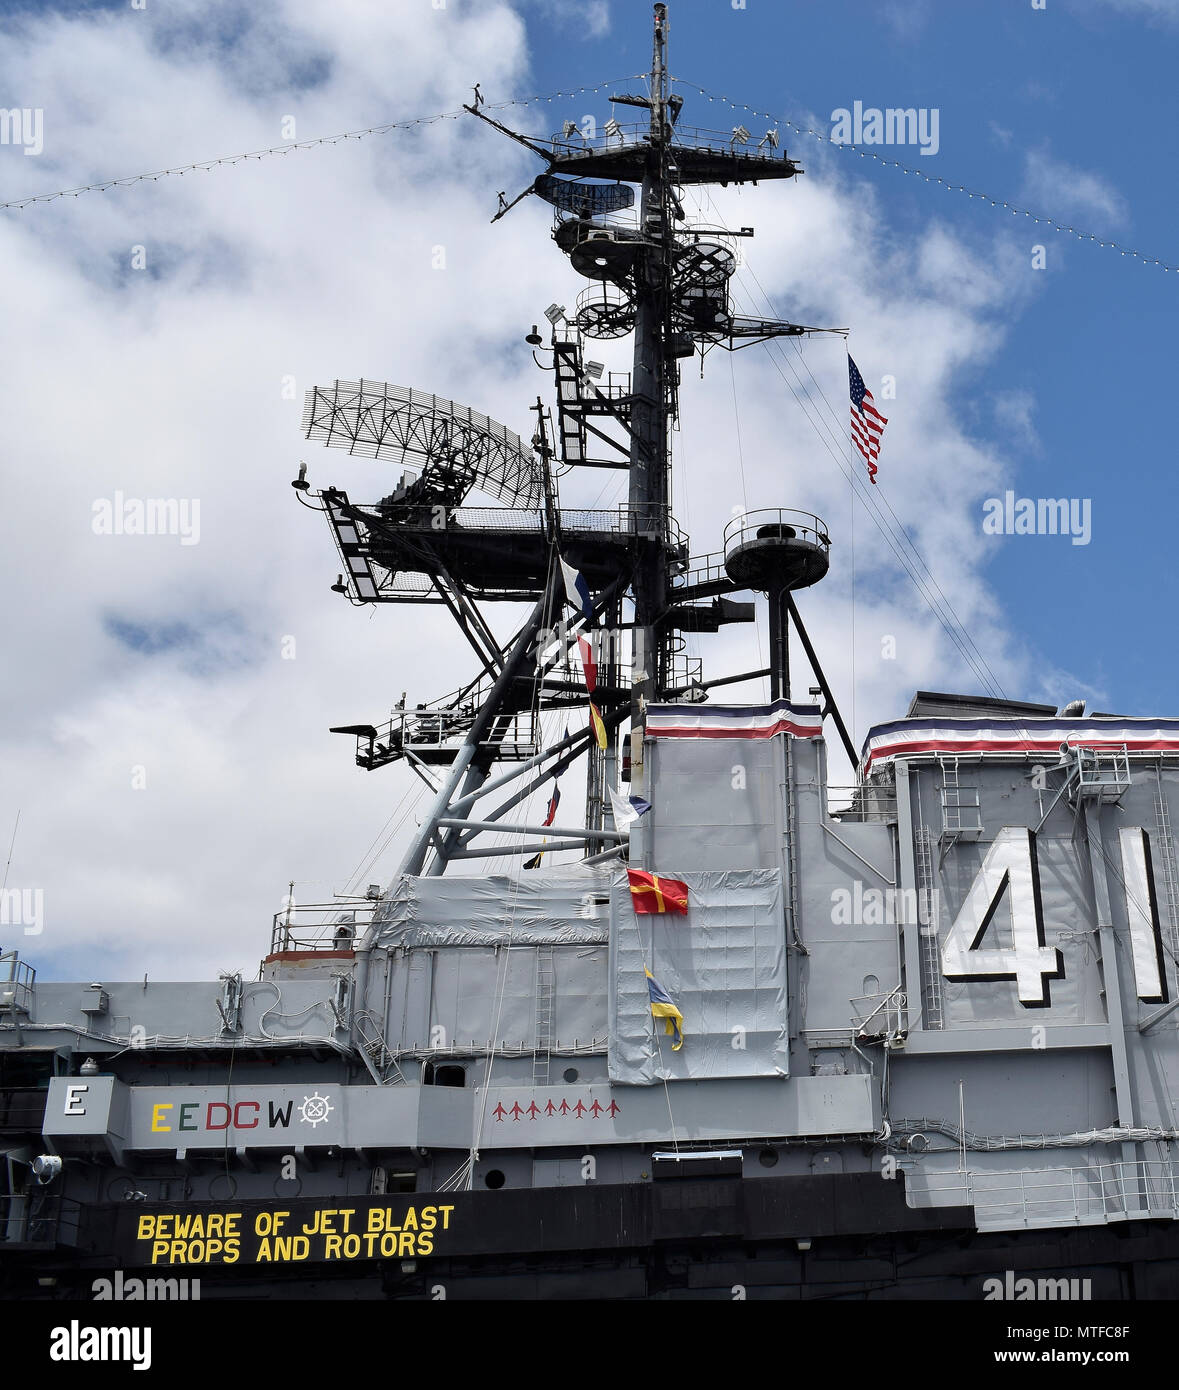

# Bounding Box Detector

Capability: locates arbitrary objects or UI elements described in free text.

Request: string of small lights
[672,77,1176,277]
[0,75,645,212]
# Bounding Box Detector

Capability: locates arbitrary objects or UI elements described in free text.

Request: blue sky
[516,0,1177,713]
[1,0,1176,980]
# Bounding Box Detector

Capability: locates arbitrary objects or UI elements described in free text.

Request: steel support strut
[398,596,548,877]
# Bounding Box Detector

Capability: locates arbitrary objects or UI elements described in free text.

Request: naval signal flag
[645,969,684,1050]
[608,786,651,831]
[525,773,562,868]
[627,868,689,914]
[589,701,608,751]
[848,355,887,483]
[559,555,594,625]
[576,633,597,693]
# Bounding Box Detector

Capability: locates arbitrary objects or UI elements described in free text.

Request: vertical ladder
[941,756,962,834]
[533,945,555,1086]
[914,824,944,1029]
[939,755,982,843]
[1154,768,1179,968]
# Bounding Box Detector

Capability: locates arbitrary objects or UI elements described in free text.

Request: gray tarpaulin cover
[374,864,612,947]
[608,868,787,1084]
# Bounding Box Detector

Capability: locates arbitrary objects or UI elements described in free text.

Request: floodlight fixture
[32,1155,63,1185]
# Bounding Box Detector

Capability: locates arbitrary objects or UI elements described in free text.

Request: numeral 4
[940,827,1063,1007]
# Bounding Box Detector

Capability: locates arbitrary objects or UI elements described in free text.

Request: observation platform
[331,498,688,604]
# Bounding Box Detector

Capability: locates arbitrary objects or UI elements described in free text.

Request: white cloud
[991,388,1041,453]
[520,0,611,39]
[0,3,1060,983]
[1021,146,1128,230]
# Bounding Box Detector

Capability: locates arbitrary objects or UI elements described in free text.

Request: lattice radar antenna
[302,379,543,510]
[532,175,635,217]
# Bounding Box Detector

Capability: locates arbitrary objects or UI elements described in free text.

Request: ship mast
[295,2,857,881]
[627,2,674,717]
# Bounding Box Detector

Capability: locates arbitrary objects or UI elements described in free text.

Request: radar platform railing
[722,507,831,557]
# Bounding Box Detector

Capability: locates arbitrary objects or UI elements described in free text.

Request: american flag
[848,355,887,484]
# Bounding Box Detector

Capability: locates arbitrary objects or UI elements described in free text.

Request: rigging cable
[671,78,1178,278]
[685,182,1008,704]
[726,352,768,702]
[0,76,647,212]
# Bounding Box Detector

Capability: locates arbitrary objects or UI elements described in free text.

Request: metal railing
[673,550,728,592]
[548,122,792,164]
[0,1193,84,1247]
[0,1087,48,1131]
[0,951,35,1016]
[369,503,687,549]
[269,902,377,957]
[851,986,907,1039]
[826,785,897,823]
[722,507,831,557]
[906,1159,1179,1231]
[1069,744,1132,801]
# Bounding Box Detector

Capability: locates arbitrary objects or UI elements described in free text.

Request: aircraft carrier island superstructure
[5,6,1179,1300]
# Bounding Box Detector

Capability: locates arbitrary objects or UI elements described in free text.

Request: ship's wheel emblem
[298,1092,334,1128]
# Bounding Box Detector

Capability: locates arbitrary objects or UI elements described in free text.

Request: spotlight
[544,303,567,325]
[730,125,750,146]
[32,1155,63,1185]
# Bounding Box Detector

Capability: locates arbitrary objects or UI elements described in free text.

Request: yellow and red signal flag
[589,701,608,751]
[627,868,689,915]
[576,633,597,694]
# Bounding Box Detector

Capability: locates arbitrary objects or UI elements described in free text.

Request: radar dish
[575,282,636,340]
[302,380,542,509]
[676,239,737,286]
[534,175,635,216]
